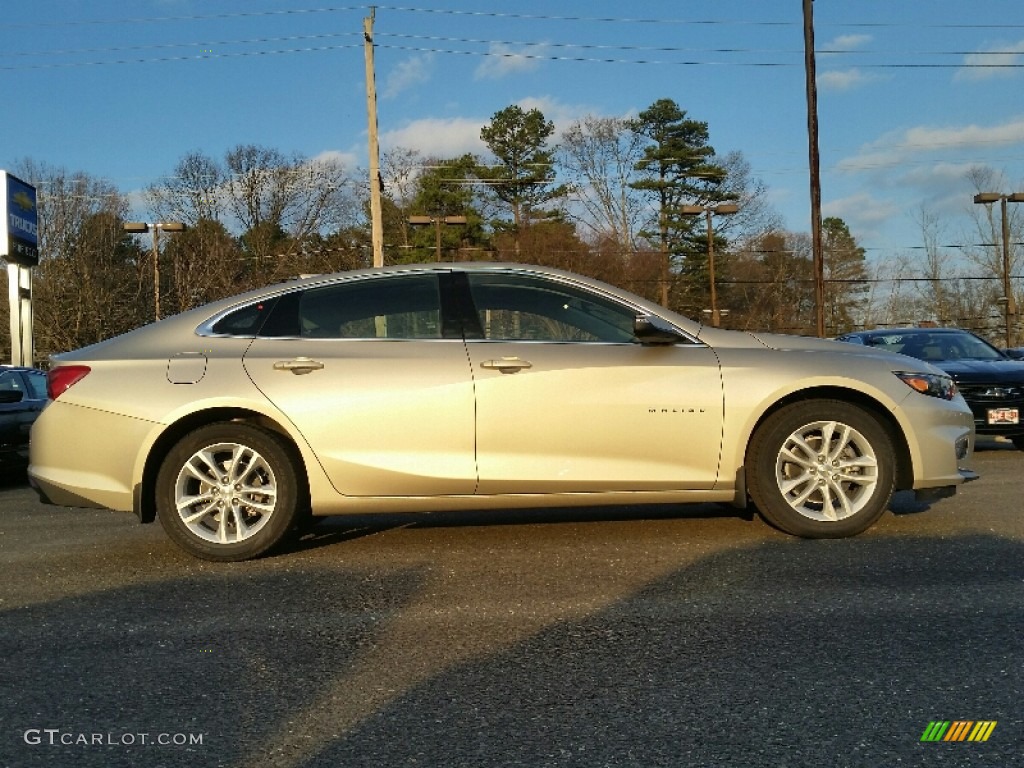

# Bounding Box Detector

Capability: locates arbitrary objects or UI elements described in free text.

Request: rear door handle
[273,357,325,375]
[481,358,533,373]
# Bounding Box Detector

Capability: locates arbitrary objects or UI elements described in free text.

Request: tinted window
[296,274,443,340]
[862,331,1004,361]
[24,371,48,400]
[210,297,279,336]
[465,274,636,343]
[0,371,21,394]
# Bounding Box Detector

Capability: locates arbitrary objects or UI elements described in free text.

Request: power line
[0,44,361,72]
[0,7,362,30]
[369,6,1024,31]
[0,32,360,59]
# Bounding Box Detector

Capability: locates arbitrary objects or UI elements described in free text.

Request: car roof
[847,327,971,337]
[0,365,42,372]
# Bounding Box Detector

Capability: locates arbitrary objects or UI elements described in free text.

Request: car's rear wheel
[1011,436,1024,451]
[156,423,302,561]
[747,400,895,538]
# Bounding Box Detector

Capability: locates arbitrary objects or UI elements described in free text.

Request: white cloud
[383,54,434,99]
[380,117,487,158]
[376,97,593,163]
[823,34,872,53]
[819,68,877,91]
[837,116,1024,172]
[955,39,1024,82]
[898,162,987,187]
[311,149,359,171]
[817,35,878,91]
[515,95,592,132]
[474,42,548,80]
[823,192,892,225]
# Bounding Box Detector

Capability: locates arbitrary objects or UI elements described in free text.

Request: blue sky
[2,0,1023,263]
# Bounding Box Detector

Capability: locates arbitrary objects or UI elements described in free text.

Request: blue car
[0,366,48,468]
[837,327,1024,450]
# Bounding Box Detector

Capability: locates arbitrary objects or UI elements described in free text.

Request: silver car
[29,263,976,561]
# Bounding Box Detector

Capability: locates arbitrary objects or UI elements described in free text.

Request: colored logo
[921,720,997,742]
[12,190,34,212]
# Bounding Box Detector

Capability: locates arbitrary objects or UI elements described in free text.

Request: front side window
[0,371,21,394]
[465,273,637,343]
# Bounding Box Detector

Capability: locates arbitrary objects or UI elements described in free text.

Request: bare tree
[558,115,647,253]
[909,204,960,325]
[146,151,225,226]
[964,166,1023,340]
[10,159,146,358]
[380,146,423,250]
[859,250,914,329]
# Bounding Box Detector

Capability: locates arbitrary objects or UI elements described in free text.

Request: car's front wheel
[746,400,895,538]
[156,423,303,561]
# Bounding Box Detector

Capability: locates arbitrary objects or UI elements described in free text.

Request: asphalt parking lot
[1,439,1021,768]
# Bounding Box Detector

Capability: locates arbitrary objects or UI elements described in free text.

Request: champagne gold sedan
[29,264,976,561]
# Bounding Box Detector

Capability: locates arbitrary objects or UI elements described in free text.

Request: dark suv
[836,327,1024,449]
[0,366,48,467]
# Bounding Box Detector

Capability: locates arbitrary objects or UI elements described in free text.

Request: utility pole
[803,0,826,337]
[363,7,384,267]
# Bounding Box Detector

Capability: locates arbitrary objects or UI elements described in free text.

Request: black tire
[746,400,895,538]
[1011,436,1024,452]
[156,422,302,562]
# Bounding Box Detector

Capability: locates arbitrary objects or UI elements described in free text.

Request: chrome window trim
[193,265,704,346]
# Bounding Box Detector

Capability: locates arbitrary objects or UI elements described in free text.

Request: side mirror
[1004,348,1024,360]
[0,390,25,404]
[634,315,684,345]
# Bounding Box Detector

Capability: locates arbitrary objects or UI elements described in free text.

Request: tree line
[2,98,1019,362]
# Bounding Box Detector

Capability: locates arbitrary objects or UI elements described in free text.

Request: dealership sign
[0,171,39,266]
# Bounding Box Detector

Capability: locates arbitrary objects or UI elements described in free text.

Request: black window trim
[452,268,702,346]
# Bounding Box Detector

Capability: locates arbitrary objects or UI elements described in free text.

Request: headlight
[895,371,958,400]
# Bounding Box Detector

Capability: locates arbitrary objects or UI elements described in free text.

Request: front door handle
[273,357,325,375]
[480,357,533,373]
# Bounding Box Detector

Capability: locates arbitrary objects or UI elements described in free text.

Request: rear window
[24,371,48,400]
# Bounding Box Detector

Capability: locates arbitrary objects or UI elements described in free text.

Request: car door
[461,271,724,494]
[242,272,477,497]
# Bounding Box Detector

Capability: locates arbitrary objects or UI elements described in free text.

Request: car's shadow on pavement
[3,533,1021,768]
[290,502,759,555]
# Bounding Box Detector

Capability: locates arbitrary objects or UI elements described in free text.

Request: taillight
[48,365,91,399]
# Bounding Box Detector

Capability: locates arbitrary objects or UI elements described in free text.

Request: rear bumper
[29,472,108,509]
[28,400,155,513]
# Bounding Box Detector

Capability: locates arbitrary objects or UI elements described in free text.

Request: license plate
[987,407,1019,425]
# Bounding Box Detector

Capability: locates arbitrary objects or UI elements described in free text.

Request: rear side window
[297,275,443,339]
[209,297,279,336]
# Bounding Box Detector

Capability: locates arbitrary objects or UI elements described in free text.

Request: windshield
[861,331,1005,362]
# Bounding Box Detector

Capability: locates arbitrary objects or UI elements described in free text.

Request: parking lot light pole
[973,192,1024,348]
[408,215,468,261]
[123,221,186,321]
[680,203,739,327]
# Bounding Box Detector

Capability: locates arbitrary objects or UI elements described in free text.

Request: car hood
[721,328,953,374]
[741,330,850,352]
[931,358,1024,383]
